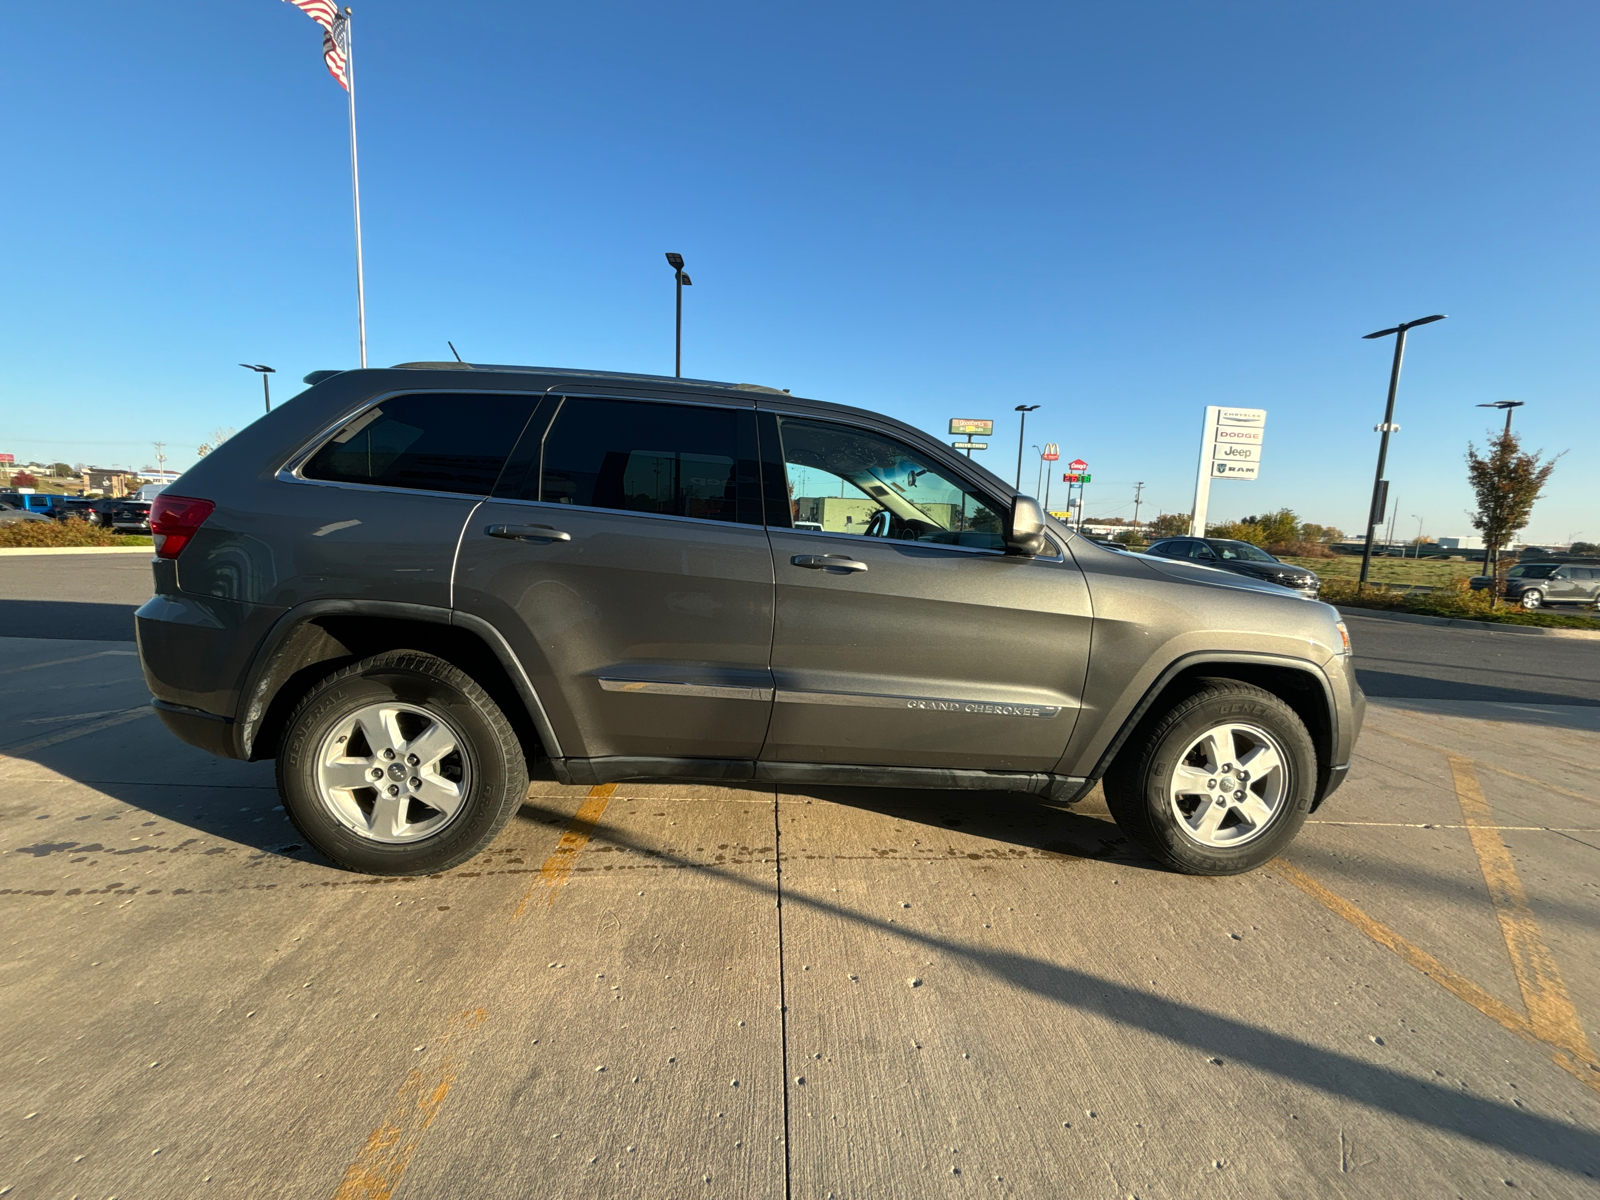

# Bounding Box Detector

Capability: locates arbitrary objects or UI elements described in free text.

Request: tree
[1573,541,1599,556]
[196,426,236,458]
[11,470,37,488]
[51,462,73,477]
[1466,429,1561,599]
[1113,528,1143,546]
[1148,512,1190,539]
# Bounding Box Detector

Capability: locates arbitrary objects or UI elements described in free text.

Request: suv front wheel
[1104,679,1316,875]
[277,650,528,875]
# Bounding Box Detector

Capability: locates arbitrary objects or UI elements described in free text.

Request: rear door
[760,409,1092,773]
[453,394,776,766]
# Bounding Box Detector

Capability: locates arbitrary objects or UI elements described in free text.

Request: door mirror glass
[1006,495,1046,557]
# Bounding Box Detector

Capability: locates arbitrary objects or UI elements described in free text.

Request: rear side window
[504,397,760,525]
[302,392,534,496]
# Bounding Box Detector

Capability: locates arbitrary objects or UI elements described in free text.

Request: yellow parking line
[510,783,617,920]
[329,1007,488,1200]
[1448,755,1600,1085]
[1274,861,1531,1038]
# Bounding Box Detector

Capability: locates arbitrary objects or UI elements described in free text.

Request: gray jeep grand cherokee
[137,363,1363,878]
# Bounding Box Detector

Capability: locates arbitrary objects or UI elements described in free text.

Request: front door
[453,394,775,766]
[760,410,1093,773]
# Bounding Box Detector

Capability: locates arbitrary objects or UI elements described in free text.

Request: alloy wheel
[313,702,472,843]
[1166,723,1289,848]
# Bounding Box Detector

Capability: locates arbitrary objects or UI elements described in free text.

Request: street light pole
[1014,405,1039,491]
[1358,314,1445,587]
[665,253,692,377]
[1474,399,1525,588]
[240,364,276,414]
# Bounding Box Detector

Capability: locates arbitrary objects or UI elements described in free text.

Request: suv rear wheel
[1519,588,1544,610]
[277,650,528,875]
[1104,679,1316,875]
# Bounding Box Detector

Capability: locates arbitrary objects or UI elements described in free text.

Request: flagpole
[344,6,368,368]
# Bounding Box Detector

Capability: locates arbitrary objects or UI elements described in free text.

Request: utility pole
[152,443,167,481]
[1358,314,1447,587]
[1132,481,1145,532]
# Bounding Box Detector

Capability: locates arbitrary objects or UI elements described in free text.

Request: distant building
[82,467,137,496]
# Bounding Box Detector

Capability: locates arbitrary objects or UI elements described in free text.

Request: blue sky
[2,1,1595,542]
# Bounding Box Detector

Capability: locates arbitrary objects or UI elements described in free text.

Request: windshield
[1210,540,1278,563]
[1509,564,1558,579]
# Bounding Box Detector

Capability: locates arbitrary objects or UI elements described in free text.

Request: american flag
[284,0,350,91]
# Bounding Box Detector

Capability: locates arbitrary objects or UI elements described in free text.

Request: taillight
[150,495,216,559]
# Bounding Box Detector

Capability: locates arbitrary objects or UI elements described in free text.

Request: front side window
[1213,540,1276,563]
[508,397,759,525]
[302,392,534,496]
[776,416,1005,550]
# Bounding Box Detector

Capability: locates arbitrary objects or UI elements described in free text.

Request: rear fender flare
[233,599,562,761]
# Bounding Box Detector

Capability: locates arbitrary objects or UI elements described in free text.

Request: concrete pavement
[1,555,1598,1197]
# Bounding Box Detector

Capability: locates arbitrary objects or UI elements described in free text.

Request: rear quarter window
[301,392,535,496]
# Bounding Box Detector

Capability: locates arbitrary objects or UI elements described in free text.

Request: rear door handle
[487,523,572,543]
[791,553,868,573]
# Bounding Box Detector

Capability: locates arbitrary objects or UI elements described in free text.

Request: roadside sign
[1190,405,1267,535]
[1041,443,1059,461]
[1062,473,1092,483]
[1068,458,1088,471]
[0,454,13,464]
[1213,460,1259,479]
[949,418,994,436]
[951,441,989,450]
[1211,443,1260,463]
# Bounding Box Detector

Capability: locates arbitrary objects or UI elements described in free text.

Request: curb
[1336,605,1600,640]
[0,545,154,557]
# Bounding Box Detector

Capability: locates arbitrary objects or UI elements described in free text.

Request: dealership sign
[1190,406,1267,535]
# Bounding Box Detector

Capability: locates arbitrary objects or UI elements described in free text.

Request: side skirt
[555,755,1090,800]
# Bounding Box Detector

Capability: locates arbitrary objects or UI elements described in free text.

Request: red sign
[0,454,13,465]
[1068,458,1088,471]
[1041,442,1059,461]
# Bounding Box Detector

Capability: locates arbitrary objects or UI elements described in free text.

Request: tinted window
[515,397,759,525]
[1211,540,1276,563]
[777,416,1005,550]
[303,392,533,496]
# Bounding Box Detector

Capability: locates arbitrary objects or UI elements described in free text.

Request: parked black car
[104,499,153,532]
[1145,538,1320,597]
[1470,560,1600,609]
[47,497,102,523]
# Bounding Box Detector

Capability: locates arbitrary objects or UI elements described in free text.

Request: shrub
[0,517,123,547]
[1321,574,1595,629]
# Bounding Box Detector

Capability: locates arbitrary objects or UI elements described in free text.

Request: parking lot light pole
[1358,314,1446,587]
[240,364,276,414]
[1014,405,1039,490]
[665,253,692,377]
[1475,400,1525,585]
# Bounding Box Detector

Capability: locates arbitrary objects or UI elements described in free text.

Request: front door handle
[487,523,572,543]
[791,553,868,573]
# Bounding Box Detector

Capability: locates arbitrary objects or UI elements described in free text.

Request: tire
[276,650,528,875]
[1103,679,1317,876]
[1519,589,1543,610]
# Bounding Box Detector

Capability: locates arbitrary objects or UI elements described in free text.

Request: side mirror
[1006,495,1047,557]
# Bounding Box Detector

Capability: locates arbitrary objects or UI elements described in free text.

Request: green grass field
[1278,555,1478,588]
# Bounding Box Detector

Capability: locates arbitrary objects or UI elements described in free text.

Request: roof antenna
[447,341,464,363]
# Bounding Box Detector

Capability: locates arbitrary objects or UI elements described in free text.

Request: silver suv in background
[1470,560,1600,609]
[135,363,1363,879]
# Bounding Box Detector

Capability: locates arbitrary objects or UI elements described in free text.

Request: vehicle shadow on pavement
[0,599,139,641]
[1289,840,1600,933]
[1356,669,1600,708]
[509,794,1600,1183]
[770,783,1164,870]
